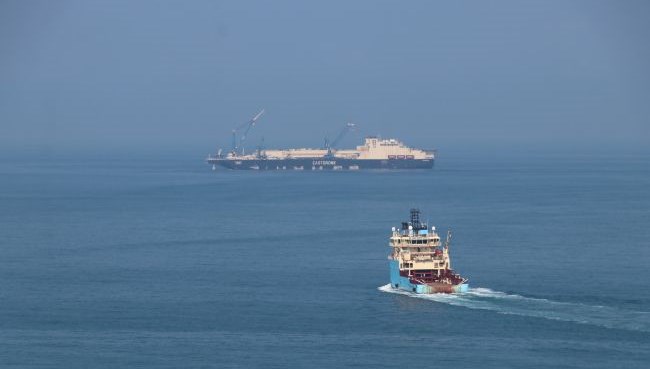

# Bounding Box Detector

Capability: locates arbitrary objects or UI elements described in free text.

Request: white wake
[378,284,650,332]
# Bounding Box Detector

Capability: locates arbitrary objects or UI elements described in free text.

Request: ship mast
[444,229,452,270]
[444,229,452,249]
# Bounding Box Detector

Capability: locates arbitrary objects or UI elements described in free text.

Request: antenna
[410,208,425,231]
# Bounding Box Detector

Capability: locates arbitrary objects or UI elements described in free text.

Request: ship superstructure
[389,209,468,294]
[206,111,435,170]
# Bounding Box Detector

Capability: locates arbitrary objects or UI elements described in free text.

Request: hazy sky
[1,0,649,154]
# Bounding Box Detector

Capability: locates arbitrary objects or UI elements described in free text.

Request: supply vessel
[388,209,468,294]
[206,110,435,170]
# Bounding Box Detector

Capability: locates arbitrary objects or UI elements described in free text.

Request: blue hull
[389,260,468,294]
[208,158,434,170]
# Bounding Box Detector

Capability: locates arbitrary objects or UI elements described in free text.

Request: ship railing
[412,257,445,264]
[412,277,428,285]
[422,149,437,157]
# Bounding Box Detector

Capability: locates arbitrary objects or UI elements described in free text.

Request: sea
[1,149,649,368]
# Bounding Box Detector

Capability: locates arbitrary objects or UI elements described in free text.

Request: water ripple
[379,284,650,332]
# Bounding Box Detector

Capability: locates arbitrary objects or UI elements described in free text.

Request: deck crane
[324,122,356,157]
[231,109,265,155]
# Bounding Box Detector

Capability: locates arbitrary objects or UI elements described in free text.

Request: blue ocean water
[1,151,649,368]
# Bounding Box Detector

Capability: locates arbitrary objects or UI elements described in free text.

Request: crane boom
[324,122,356,157]
[231,109,265,154]
[326,122,356,150]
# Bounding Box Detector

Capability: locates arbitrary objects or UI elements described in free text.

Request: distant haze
[1,0,649,155]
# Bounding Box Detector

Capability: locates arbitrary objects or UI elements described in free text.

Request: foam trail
[379,284,650,332]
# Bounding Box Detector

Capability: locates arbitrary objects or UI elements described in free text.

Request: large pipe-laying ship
[206,110,435,170]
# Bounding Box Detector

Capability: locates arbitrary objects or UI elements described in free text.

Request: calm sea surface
[1,151,649,368]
